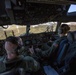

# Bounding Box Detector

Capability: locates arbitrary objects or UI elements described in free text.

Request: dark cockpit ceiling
[26,0,76,4]
[0,0,76,26]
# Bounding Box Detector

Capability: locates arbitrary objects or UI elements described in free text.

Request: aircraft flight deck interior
[0,0,76,75]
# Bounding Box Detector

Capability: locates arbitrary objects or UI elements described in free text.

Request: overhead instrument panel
[0,0,76,26]
[26,0,76,4]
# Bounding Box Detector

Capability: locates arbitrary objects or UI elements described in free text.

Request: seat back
[56,31,76,64]
[64,31,76,64]
[56,39,69,64]
[55,31,76,74]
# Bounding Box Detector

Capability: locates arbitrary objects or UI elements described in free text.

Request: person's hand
[29,46,34,54]
[49,37,53,43]
[35,48,41,52]
[49,40,53,42]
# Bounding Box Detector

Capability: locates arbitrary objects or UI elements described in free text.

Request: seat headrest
[67,32,74,43]
[67,31,76,43]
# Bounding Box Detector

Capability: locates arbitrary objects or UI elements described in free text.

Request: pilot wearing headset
[0,36,40,73]
[29,24,70,64]
[40,24,70,59]
[30,24,70,63]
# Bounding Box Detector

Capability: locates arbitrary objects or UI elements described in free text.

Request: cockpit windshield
[0,25,26,40]
[0,22,57,40]
[29,22,57,33]
[62,22,76,31]
[0,22,76,40]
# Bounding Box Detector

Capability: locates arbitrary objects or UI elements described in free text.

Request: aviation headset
[58,27,64,34]
[58,24,70,34]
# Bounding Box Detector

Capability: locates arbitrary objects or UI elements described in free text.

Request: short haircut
[58,24,70,34]
[5,36,18,45]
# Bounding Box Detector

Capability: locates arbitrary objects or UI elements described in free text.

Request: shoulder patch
[53,43,58,47]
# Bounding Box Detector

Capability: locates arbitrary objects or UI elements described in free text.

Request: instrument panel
[20,32,55,47]
[0,32,56,55]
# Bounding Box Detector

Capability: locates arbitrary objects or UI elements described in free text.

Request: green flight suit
[40,36,67,58]
[0,55,40,73]
[18,46,29,56]
[19,46,39,61]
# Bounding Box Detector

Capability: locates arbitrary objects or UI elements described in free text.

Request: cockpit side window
[0,25,26,40]
[61,22,76,31]
[30,22,57,33]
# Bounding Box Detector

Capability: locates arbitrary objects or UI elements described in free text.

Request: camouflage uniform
[41,43,51,51]
[18,46,28,56]
[0,55,40,73]
[40,36,67,58]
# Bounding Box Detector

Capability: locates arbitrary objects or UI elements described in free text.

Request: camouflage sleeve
[24,56,40,72]
[41,40,59,57]
[41,43,50,50]
[18,46,29,56]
